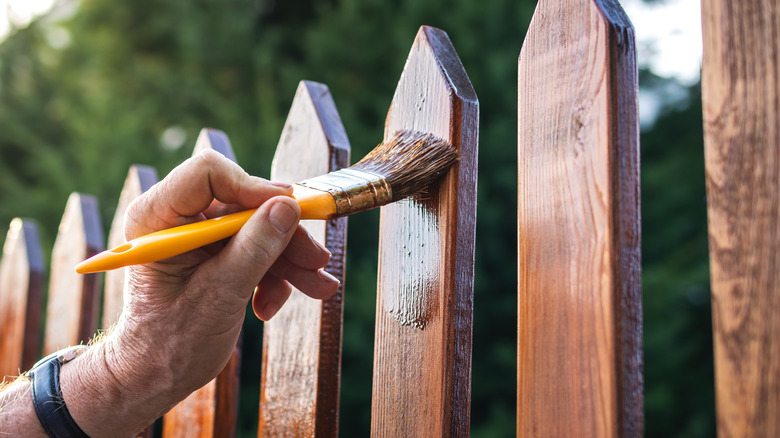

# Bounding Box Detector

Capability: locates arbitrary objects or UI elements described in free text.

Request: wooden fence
[1,0,779,436]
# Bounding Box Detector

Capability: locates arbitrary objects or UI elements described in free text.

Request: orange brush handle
[75,186,336,274]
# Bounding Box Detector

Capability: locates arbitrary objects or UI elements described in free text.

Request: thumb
[198,196,300,299]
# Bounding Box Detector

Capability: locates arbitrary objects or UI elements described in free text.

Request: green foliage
[640,76,715,437]
[0,1,714,437]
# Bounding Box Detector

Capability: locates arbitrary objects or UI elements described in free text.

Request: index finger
[125,149,293,239]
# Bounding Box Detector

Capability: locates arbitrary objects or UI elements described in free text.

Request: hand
[66,150,339,436]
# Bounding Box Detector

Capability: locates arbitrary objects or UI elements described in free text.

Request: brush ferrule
[297,168,392,218]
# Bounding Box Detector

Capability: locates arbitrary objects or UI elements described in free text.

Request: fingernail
[269,201,298,233]
[318,269,340,284]
[310,234,332,257]
[271,181,293,189]
[261,301,282,321]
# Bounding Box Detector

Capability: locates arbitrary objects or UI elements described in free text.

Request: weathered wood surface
[371,26,478,437]
[517,0,642,436]
[259,80,349,437]
[162,128,241,438]
[0,218,44,379]
[43,193,104,355]
[102,165,158,329]
[701,1,780,436]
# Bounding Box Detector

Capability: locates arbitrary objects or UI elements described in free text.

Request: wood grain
[371,26,478,437]
[43,193,104,355]
[102,165,158,329]
[259,80,349,437]
[0,218,44,379]
[163,128,241,438]
[701,1,780,436]
[517,0,642,436]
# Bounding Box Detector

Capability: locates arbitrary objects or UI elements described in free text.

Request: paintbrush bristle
[352,130,457,201]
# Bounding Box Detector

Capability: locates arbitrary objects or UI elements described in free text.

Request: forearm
[60,340,173,437]
[0,377,46,436]
[0,336,183,438]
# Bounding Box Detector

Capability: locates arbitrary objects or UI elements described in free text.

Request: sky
[0,0,55,38]
[620,0,703,126]
[623,0,703,85]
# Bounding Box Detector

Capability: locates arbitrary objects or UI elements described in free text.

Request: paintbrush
[75,130,456,274]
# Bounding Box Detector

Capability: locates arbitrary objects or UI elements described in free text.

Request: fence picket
[0,218,45,379]
[258,80,349,437]
[371,26,478,437]
[103,165,158,329]
[701,0,780,435]
[517,0,642,436]
[162,128,241,438]
[43,193,104,355]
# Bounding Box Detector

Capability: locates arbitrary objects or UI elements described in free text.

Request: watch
[28,345,91,438]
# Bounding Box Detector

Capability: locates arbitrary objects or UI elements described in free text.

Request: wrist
[59,338,178,437]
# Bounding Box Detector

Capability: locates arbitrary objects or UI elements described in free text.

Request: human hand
[62,150,339,435]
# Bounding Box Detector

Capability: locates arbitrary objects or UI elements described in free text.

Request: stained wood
[0,218,44,379]
[259,80,349,437]
[163,128,241,438]
[43,193,104,355]
[701,1,780,436]
[103,165,158,329]
[371,26,478,437]
[162,344,241,438]
[516,0,642,436]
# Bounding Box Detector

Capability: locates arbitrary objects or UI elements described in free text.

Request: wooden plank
[162,343,241,438]
[516,0,642,436]
[258,80,349,437]
[103,165,158,438]
[0,218,45,379]
[43,193,104,355]
[163,128,242,438]
[371,26,478,437]
[701,1,780,436]
[102,165,158,329]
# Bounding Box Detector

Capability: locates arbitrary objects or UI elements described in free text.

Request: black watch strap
[29,346,91,438]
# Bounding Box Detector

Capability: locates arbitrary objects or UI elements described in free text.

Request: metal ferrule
[298,168,392,217]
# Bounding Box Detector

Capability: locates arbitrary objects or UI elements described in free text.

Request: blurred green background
[0,0,711,436]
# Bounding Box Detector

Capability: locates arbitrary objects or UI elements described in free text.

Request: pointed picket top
[0,218,44,379]
[44,193,104,355]
[102,165,158,329]
[260,80,349,437]
[517,0,641,436]
[163,128,240,438]
[193,128,237,162]
[373,26,478,437]
[271,80,350,184]
[385,26,477,138]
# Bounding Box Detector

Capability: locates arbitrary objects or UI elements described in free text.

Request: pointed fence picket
[371,25,478,437]
[43,193,104,356]
[0,219,44,380]
[102,165,158,329]
[258,80,349,437]
[162,128,242,438]
[516,1,642,436]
